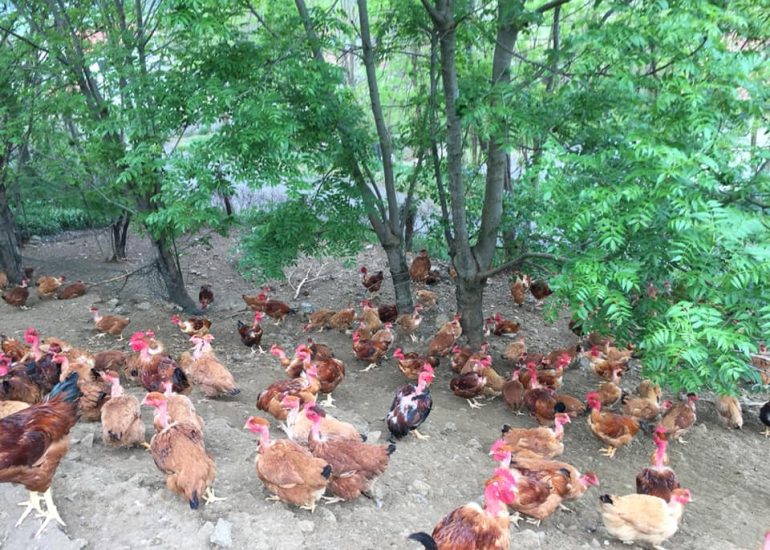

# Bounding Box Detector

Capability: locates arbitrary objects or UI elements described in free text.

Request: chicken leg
[362,363,378,372]
[16,491,44,527]
[320,394,336,408]
[763,427,770,438]
[203,487,226,504]
[599,445,617,458]
[35,488,66,537]
[410,429,430,441]
[466,398,486,409]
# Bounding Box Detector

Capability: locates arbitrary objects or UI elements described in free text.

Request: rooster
[510,275,526,307]
[387,364,434,441]
[359,266,384,293]
[352,330,389,372]
[636,426,680,501]
[525,275,553,306]
[0,373,81,537]
[171,315,212,337]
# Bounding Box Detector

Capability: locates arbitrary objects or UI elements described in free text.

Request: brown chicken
[143,392,219,509]
[56,281,87,300]
[244,416,331,511]
[509,454,600,504]
[157,382,204,433]
[392,348,439,381]
[180,335,240,398]
[409,249,432,282]
[242,291,267,311]
[0,373,81,536]
[526,276,553,304]
[198,284,214,310]
[171,315,212,337]
[281,396,363,443]
[752,343,770,385]
[359,300,383,333]
[486,313,521,337]
[129,334,191,395]
[0,398,29,418]
[500,413,571,459]
[256,366,320,421]
[306,405,394,501]
[510,276,526,307]
[2,277,30,308]
[599,488,692,548]
[450,344,473,373]
[93,350,127,374]
[360,266,384,293]
[262,295,296,325]
[0,356,42,404]
[502,338,527,364]
[416,289,438,310]
[238,311,265,352]
[377,303,399,323]
[598,366,623,407]
[428,315,463,357]
[1,334,30,362]
[352,330,389,372]
[586,391,639,458]
[0,270,7,288]
[715,395,742,429]
[304,308,336,332]
[99,370,146,448]
[286,344,345,407]
[89,307,130,338]
[450,359,487,409]
[658,394,698,442]
[408,468,517,550]
[621,379,662,422]
[36,275,66,299]
[327,306,356,332]
[502,368,525,413]
[53,354,109,422]
[636,426,680,501]
[396,305,422,342]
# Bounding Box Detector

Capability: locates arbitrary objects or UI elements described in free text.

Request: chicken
[0,270,7,288]
[377,303,399,323]
[286,344,345,407]
[450,344,473,373]
[0,373,81,536]
[526,275,553,305]
[396,305,422,342]
[502,368,525,413]
[238,311,265,352]
[270,344,304,378]
[36,275,65,299]
[409,249,432,283]
[521,364,562,424]
[519,355,567,390]
[510,276,526,307]
[143,392,219,509]
[715,395,742,429]
[99,370,146,448]
[586,391,639,458]
[508,453,600,503]
[485,313,521,337]
[53,354,109,422]
[171,315,212,337]
[2,277,30,308]
[256,366,320,421]
[0,399,29,418]
[93,350,127,374]
[56,281,87,300]
[306,405,394,501]
[387,364,434,440]
[359,266,384,293]
[281,396,363,443]
[416,289,438,310]
[158,382,204,433]
[636,426,680,502]
[621,379,662,422]
[599,488,692,548]
[304,308,336,331]
[358,300,382,333]
[262,294,296,324]
[502,338,527,363]
[597,366,623,407]
[408,468,517,550]
[760,401,770,437]
[0,356,42,404]
[751,343,770,385]
[198,284,214,310]
[129,334,190,394]
[181,335,240,398]
[89,307,130,338]
[392,348,438,381]
[244,416,331,511]
[499,413,571,459]
[450,359,487,409]
[1,334,30,363]
[352,330,389,372]
[657,394,697,442]
[242,291,266,311]
[428,315,462,357]
[327,306,356,332]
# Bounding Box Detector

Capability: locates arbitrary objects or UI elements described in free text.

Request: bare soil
[1,228,768,550]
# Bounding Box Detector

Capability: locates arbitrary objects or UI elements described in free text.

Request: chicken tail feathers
[501,423,512,434]
[408,532,438,550]
[189,491,199,510]
[599,494,613,505]
[360,433,368,442]
[386,443,396,456]
[47,372,81,402]
[639,419,655,436]
[321,465,332,479]
[227,387,241,396]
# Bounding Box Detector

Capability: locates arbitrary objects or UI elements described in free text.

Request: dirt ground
[1,228,768,550]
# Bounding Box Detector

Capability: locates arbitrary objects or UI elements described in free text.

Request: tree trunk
[0,184,22,283]
[384,243,413,313]
[110,213,131,261]
[456,276,486,347]
[403,203,416,252]
[221,191,234,217]
[152,232,198,312]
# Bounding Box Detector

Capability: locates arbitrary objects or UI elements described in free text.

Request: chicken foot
[763,427,770,438]
[203,487,226,504]
[599,445,617,458]
[321,496,345,504]
[466,398,486,409]
[33,488,65,537]
[16,491,44,527]
[320,394,336,408]
[361,363,378,372]
[410,429,430,441]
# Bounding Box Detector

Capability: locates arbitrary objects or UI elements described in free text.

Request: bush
[14,201,112,238]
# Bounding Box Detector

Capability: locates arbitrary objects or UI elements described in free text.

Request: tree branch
[535,0,572,14]
[477,252,566,280]
[643,36,708,76]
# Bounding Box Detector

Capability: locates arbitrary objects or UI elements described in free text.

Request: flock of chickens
[1,254,770,549]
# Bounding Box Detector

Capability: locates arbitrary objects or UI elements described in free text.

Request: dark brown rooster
[198,284,214,310]
[238,311,265,352]
[359,266,384,293]
[377,303,399,323]
[637,426,680,501]
[526,275,553,305]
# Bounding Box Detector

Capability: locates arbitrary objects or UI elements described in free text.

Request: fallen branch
[287,262,329,300]
[87,263,154,287]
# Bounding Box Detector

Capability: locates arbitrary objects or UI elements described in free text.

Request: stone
[210,518,233,547]
[81,432,94,448]
[514,529,545,548]
[28,235,43,246]
[136,301,152,311]
[297,520,314,533]
[366,430,381,443]
[467,438,482,452]
[442,422,457,434]
[300,302,314,314]
[107,298,120,308]
[410,479,431,496]
[318,507,337,523]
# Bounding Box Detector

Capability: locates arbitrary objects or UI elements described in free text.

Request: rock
[28,235,43,246]
[107,298,120,308]
[197,521,215,541]
[210,518,233,548]
[693,423,708,435]
[410,479,431,496]
[590,539,601,548]
[366,430,381,443]
[300,302,314,314]
[467,438,482,452]
[136,301,152,311]
[317,507,337,523]
[297,520,314,533]
[81,432,94,448]
[442,422,457,434]
[514,529,545,548]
